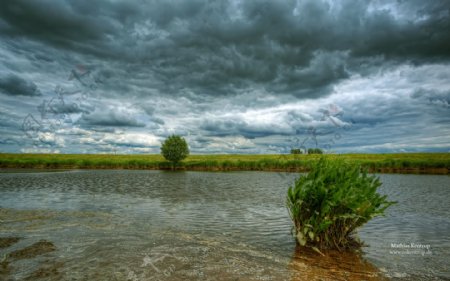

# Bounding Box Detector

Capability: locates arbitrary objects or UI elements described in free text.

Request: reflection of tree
[289,245,387,281]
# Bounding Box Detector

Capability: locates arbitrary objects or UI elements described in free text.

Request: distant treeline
[0,153,449,174]
[290,148,323,154]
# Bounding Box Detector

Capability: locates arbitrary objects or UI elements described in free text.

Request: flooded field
[0,170,449,280]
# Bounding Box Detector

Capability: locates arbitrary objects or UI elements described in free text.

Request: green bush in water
[287,157,396,250]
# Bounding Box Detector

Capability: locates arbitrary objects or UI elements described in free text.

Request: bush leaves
[287,157,396,250]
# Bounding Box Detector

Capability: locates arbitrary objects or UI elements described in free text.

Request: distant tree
[161,135,189,165]
[307,148,323,154]
[290,148,303,154]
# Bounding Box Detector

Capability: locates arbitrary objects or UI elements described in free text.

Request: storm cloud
[78,107,145,128]
[0,0,449,153]
[0,74,41,96]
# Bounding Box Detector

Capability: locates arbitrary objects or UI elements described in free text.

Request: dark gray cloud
[411,88,450,108]
[0,0,132,58]
[48,102,87,114]
[0,0,449,153]
[0,74,41,96]
[200,119,291,138]
[2,0,449,98]
[78,108,145,127]
[138,103,165,124]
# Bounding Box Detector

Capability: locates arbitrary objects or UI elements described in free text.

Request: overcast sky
[0,0,449,154]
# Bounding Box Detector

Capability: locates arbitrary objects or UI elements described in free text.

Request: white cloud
[20,147,61,154]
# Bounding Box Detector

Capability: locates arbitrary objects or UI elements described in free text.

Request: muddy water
[0,170,448,280]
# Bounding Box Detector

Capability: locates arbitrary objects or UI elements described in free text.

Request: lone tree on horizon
[161,135,189,166]
[308,148,323,154]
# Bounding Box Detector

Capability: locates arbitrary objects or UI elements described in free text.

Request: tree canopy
[160,135,189,164]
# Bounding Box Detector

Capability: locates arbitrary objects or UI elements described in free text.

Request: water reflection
[0,170,449,280]
[289,246,387,281]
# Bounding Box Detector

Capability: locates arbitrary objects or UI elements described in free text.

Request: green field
[0,153,449,174]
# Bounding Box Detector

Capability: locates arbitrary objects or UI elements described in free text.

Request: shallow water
[0,170,449,280]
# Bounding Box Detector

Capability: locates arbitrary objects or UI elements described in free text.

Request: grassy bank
[0,153,449,174]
